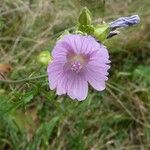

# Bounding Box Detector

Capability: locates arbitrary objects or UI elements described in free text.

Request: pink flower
[47,34,110,101]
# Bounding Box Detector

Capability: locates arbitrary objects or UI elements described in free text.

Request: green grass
[0,0,150,149]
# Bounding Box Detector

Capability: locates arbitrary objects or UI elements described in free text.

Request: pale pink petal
[56,72,68,95]
[63,34,79,54]
[80,36,99,54]
[67,74,88,101]
[47,61,65,90]
[86,66,108,91]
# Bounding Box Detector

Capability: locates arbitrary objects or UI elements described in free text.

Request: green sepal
[57,30,70,40]
[78,24,94,34]
[93,23,110,42]
[74,30,86,35]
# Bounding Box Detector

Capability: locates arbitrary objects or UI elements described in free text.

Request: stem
[101,0,106,23]
[0,74,47,84]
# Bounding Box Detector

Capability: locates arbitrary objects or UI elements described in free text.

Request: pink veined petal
[86,66,108,81]
[98,45,109,58]
[67,73,88,101]
[80,36,99,54]
[64,34,79,54]
[77,76,88,101]
[89,58,111,65]
[56,72,68,95]
[52,44,71,59]
[88,57,111,69]
[74,34,83,54]
[47,61,65,74]
[48,71,62,90]
[86,63,110,76]
[87,74,106,91]
[89,78,106,91]
[47,61,65,90]
[86,67,107,91]
[89,50,110,64]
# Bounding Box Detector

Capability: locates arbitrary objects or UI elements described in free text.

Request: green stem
[101,0,106,23]
[0,74,47,84]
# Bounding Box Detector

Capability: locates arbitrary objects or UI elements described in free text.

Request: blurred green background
[0,0,150,149]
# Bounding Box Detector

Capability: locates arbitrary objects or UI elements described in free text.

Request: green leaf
[0,95,12,114]
[22,92,34,104]
[42,116,60,140]
[133,65,150,85]
[78,7,92,26]
[93,23,110,42]
[28,116,60,149]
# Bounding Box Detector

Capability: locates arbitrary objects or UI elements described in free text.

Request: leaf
[42,116,60,140]
[0,95,12,114]
[22,92,34,104]
[133,65,150,85]
[28,116,60,149]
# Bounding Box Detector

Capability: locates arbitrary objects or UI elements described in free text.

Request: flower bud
[78,7,92,26]
[38,51,52,65]
[109,15,140,30]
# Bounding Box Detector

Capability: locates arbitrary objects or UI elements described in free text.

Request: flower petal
[47,61,65,90]
[56,72,68,95]
[67,73,88,101]
[86,66,108,91]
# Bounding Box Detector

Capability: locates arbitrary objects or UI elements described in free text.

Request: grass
[0,0,150,149]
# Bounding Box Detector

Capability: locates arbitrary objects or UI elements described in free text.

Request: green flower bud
[38,51,52,65]
[78,7,92,26]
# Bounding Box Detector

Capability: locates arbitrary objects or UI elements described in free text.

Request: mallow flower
[47,34,110,101]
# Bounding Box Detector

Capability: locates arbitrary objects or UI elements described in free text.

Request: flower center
[69,54,88,73]
[65,54,89,73]
[71,55,85,63]
[71,61,83,73]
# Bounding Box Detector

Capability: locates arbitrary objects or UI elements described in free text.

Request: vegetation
[0,0,150,149]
